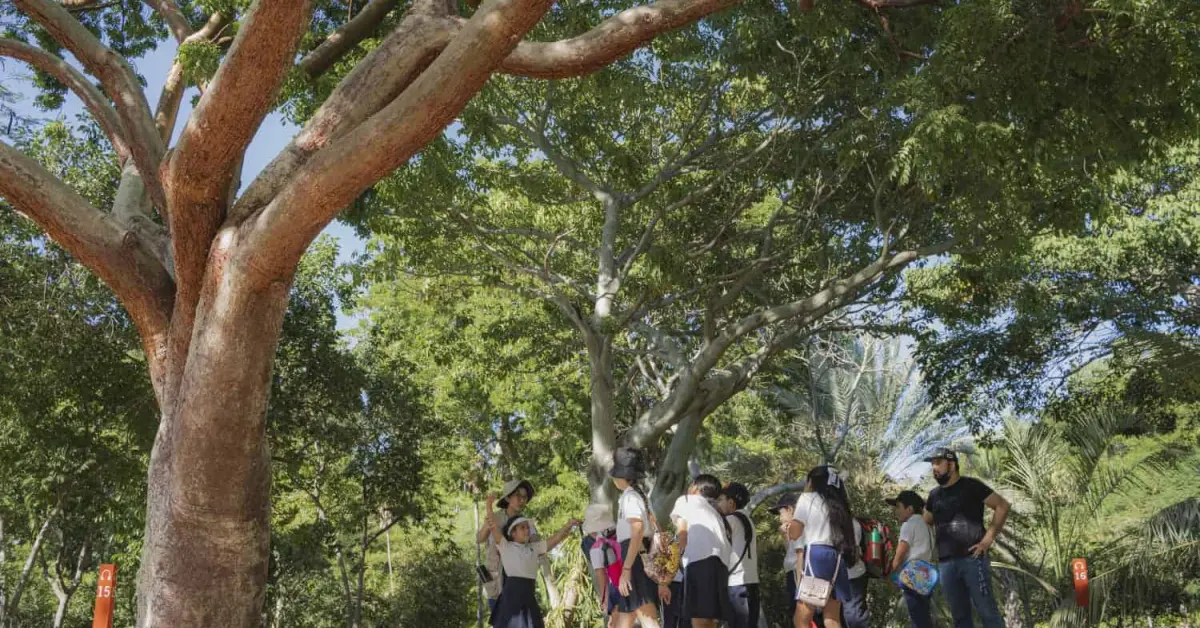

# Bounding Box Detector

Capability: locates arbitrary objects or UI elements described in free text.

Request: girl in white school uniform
[671,473,733,627]
[609,446,662,628]
[485,494,579,628]
[792,465,857,628]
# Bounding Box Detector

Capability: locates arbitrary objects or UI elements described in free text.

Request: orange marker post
[92,564,116,628]
[1071,558,1089,608]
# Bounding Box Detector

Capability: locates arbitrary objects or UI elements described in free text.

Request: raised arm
[485,494,505,546]
[546,518,582,551]
[477,506,496,544]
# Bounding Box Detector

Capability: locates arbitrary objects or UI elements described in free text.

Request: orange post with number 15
[92,564,116,628]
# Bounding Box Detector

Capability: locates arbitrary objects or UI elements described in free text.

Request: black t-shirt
[927,476,994,560]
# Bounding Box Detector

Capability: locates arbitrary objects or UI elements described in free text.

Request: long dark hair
[693,474,732,539]
[807,465,857,561]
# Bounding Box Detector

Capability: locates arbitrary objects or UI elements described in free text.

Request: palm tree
[770,333,970,481]
[985,402,1199,626]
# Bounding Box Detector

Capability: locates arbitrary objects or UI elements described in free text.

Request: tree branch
[497,0,743,79]
[498,113,610,199]
[622,240,956,448]
[243,0,556,277]
[748,482,806,512]
[14,0,166,211]
[364,517,402,547]
[233,12,457,221]
[0,140,175,404]
[0,38,131,165]
[9,504,61,615]
[154,12,230,143]
[299,0,402,77]
[142,0,193,43]
[164,0,311,370]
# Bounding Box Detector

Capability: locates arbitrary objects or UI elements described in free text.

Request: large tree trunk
[135,252,291,627]
[650,412,703,519]
[584,332,618,505]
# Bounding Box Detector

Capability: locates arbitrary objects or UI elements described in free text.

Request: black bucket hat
[608,446,647,480]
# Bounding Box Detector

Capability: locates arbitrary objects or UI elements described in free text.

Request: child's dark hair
[694,474,732,540]
[806,465,858,561]
[693,474,722,500]
[722,482,751,510]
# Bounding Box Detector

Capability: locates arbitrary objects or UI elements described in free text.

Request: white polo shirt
[617,488,648,542]
[670,495,730,566]
[899,516,934,563]
[499,541,548,579]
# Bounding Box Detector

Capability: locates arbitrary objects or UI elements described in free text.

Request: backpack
[856,518,893,578]
[594,535,624,588]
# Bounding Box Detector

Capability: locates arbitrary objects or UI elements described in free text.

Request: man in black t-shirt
[923,448,1010,628]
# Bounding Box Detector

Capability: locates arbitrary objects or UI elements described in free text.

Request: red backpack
[594,535,624,587]
[856,518,894,578]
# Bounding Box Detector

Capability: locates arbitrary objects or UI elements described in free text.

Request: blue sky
[3,36,368,329]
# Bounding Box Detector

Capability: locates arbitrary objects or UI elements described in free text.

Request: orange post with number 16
[92,564,116,628]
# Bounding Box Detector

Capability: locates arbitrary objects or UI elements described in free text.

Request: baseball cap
[768,493,798,513]
[885,490,925,512]
[923,447,959,463]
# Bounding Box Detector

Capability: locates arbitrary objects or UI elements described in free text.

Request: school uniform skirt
[490,576,544,628]
[682,556,732,620]
[796,545,853,603]
[614,540,658,612]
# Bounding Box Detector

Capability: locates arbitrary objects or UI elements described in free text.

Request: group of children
[480,446,942,628]
[589,446,762,628]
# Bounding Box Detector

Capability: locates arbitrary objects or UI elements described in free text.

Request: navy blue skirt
[682,556,732,620]
[613,540,658,612]
[490,576,544,628]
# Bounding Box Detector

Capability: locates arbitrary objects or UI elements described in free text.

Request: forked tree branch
[165,0,311,357]
[13,0,166,211]
[244,0,556,276]
[0,39,130,164]
[299,0,403,77]
[234,12,457,220]
[496,0,743,78]
[0,141,175,402]
[621,239,956,447]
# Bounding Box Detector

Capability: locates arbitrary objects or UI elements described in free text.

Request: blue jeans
[939,556,1004,628]
[902,588,933,628]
